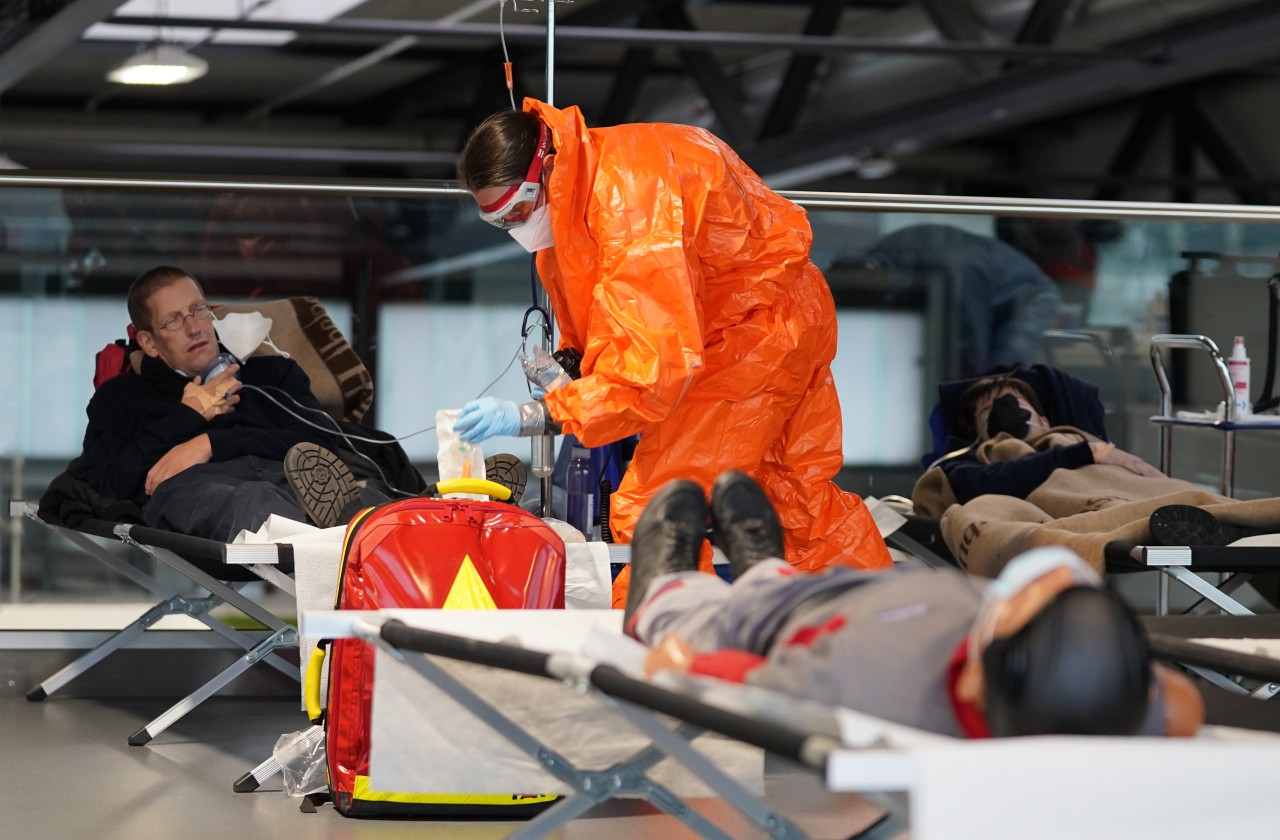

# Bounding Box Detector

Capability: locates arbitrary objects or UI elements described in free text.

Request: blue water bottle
[565,447,595,540]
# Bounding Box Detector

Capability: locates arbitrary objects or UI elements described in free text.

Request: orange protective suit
[526,100,892,606]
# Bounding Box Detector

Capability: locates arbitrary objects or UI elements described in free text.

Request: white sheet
[881,732,1280,840]
[360,609,763,798]
[1190,637,1280,658]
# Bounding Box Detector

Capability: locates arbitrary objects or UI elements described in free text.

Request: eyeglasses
[477,123,551,229]
[154,303,214,332]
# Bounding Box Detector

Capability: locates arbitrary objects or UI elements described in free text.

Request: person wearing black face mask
[911,375,1280,581]
[983,392,1042,439]
[915,377,1160,512]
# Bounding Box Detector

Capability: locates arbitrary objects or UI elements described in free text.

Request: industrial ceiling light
[107,44,208,85]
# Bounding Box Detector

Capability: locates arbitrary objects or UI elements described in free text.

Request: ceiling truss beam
[758,0,847,139]
[0,0,128,94]
[749,0,1280,184]
[104,14,1146,63]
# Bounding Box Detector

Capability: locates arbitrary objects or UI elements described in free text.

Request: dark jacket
[939,438,1094,504]
[74,353,338,506]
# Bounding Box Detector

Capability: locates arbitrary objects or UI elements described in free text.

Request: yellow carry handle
[434,477,512,502]
[305,645,327,724]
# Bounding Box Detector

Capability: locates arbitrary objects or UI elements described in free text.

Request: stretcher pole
[377,619,840,771]
[534,0,557,518]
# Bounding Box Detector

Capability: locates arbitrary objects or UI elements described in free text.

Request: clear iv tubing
[235,336,526,492]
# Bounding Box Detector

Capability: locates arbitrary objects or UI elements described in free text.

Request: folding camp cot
[300,607,1280,840]
[11,502,299,744]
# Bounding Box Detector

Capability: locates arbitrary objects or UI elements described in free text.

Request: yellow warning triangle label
[443,555,498,610]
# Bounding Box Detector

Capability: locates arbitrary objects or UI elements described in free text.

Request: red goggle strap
[477,122,551,213]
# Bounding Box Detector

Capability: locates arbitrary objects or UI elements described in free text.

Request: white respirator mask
[214,311,290,361]
[507,202,555,252]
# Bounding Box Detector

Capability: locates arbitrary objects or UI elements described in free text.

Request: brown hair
[128,266,204,331]
[456,109,545,191]
[955,377,1045,439]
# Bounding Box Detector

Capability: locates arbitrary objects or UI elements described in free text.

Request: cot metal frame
[11,501,298,745]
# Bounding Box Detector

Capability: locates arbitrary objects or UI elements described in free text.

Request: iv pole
[533,0,557,518]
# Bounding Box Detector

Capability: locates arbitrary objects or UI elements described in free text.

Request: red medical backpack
[322,495,565,817]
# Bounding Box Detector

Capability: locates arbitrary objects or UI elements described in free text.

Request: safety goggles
[477,123,551,229]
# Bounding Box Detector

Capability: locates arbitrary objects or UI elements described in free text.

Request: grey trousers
[143,455,389,542]
[632,559,872,654]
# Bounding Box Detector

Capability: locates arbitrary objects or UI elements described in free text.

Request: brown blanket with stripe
[913,431,1280,577]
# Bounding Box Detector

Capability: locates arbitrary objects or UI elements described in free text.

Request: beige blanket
[912,429,1280,577]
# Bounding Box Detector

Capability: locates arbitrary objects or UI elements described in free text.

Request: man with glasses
[72,265,374,540]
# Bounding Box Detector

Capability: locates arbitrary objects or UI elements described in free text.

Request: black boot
[710,471,784,580]
[623,479,707,636]
[1149,504,1264,547]
[484,453,528,504]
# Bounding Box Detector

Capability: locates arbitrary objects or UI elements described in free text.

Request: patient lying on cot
[911,376,1280,577]
[624,471,1204,739]
[921,376,1160,506]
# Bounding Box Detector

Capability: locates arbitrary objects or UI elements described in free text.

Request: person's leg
[283,443,362,528]
[609,265,888,609]
[756,360,892,573]
[634,559,829,654]
[709,470,784,579]
[144,457,307,541]
[622,479,708,635]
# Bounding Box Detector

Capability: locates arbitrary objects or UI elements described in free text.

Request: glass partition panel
[2,174,1280,621]
[794,200,1280,499]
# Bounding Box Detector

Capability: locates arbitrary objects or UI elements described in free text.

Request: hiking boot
[710,471,784,579]
[623,479,708,635]
[284,443,362,528]
[485,453,528,504]
[1149,504,1263,547]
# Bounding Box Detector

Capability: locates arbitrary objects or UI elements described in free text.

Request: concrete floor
[0,694,893,840]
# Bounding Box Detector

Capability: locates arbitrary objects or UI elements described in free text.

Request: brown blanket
[913,429,1280,576]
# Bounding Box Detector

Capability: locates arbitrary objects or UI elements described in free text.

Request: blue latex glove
[455,396,521,443]
[529,384,547,400]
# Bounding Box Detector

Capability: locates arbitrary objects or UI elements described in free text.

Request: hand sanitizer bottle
[1229,336,1251,417]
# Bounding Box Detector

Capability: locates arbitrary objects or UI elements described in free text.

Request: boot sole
[1149,504,1256,547]
[484,453,528,504]
[284,443,360,528]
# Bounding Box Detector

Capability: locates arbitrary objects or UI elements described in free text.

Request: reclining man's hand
[145,434,214,496]
[644,634,696,677]
[181,365,242,420]
[1089,441,1162,477]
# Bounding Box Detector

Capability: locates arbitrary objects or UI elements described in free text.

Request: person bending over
[625,472,1203,738]
[451,102,891,612]
[72,265,381,540]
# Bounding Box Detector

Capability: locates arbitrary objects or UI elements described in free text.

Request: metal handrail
[783,191,1280,223]
[0,173,464,198]
[1043,329,1117,368]
[5,171,1280,223]
[1148,334,1237,496]
[1149,334,1236,424]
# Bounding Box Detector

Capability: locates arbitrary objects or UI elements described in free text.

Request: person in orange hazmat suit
[453,100,892,608]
